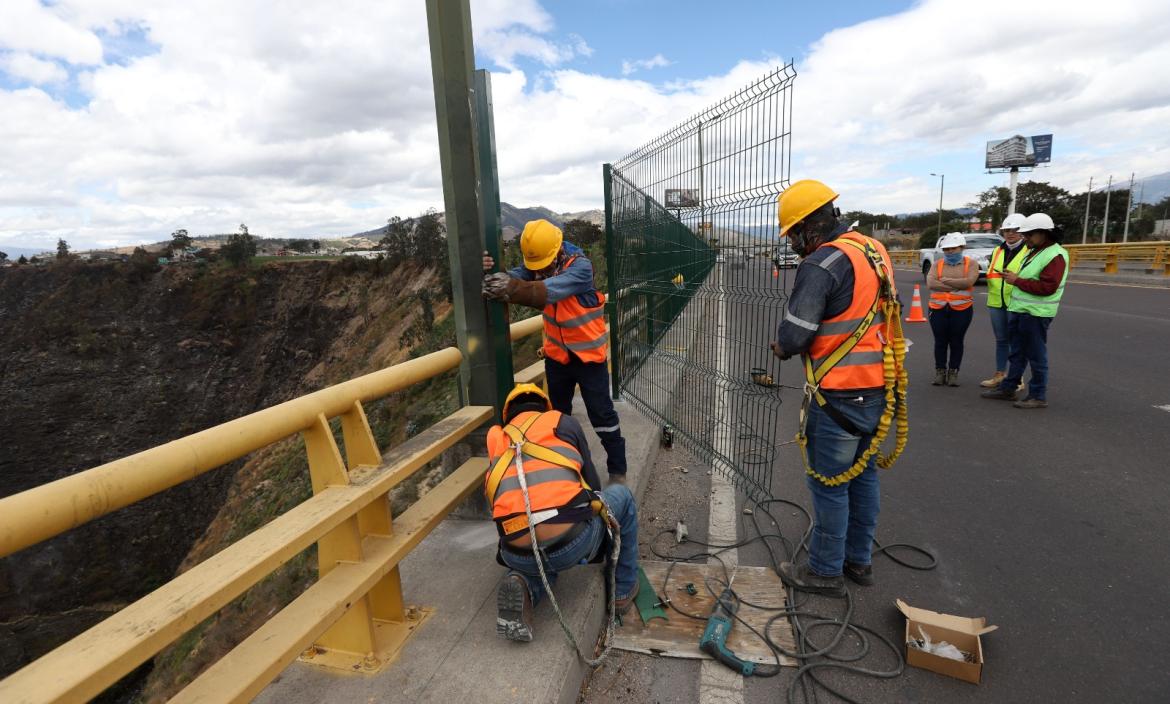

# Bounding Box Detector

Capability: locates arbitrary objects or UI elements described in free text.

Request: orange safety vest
[484,410,593,535]
[805,232,894,391]
[542,255,608,364]
[928,257,974,311]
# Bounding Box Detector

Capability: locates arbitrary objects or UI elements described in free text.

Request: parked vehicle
[773,243,800,269]
[919,234,1003,279]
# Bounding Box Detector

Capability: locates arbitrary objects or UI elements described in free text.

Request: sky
[2,0,1169,252]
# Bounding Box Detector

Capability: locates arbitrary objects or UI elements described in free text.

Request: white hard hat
[938,232,966,248]
[1018,213,1055,233]
[999,213,1026,231]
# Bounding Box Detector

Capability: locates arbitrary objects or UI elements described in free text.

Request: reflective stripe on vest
[804,233,894,390]
[484,410,591,528]
[1007,244,1069,318]
[928,257,974,310]
[986,244,1029,309]
[541,254,609,364]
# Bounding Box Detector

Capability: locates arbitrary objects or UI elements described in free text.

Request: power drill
[699,588,756,676]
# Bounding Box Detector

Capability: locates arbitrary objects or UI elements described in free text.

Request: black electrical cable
[646,488,937,704]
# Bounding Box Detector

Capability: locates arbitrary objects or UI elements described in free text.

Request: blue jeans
[498,484,639,605]
[803,391,885,577]
[1000,312,1052,400]
[928,305,973,370]
[545,356,627,475]
[988,306,1010,371]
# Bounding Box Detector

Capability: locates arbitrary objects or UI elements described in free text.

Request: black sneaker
[496,573,534,642]
[844,561,875,586]
[779,561,845,597]
[980,388,1017,401]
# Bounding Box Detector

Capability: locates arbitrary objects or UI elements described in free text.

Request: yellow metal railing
[1065,242,1170,276]
[0,315,545,704]
[888,250,919,267]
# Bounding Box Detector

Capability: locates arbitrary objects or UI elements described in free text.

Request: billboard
[664,188,700,208]
[985,134,1053,169]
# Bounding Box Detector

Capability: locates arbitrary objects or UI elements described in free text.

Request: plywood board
[611,560,797,666]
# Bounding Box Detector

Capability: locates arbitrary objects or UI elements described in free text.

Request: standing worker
[482,219,628,483]
[768,180,907,596]
[981,213,1068,409]
[926,233,979,386]
[981,213,1029,388]
[485,384,639,642]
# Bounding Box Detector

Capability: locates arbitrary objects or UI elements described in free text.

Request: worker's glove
[482,272,511,300]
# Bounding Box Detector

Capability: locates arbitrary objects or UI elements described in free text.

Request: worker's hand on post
[482,272,511,301]
[482,250,495,272]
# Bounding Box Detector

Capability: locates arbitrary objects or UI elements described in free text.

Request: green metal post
[603,163,621,399]
[425,0,499,410]
[474,69,514,418]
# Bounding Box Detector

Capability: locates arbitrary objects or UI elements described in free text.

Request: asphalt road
[583,263,1170,703]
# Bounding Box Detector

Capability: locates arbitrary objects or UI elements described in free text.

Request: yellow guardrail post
[1105,246,1119,274]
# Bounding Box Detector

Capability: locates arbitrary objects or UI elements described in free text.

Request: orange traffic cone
[905,284,927,322]
[772,267,779,278]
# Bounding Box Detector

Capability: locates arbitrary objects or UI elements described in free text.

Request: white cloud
[0,52,68,85]
[621,54,671,76]
[0,0,1168,251]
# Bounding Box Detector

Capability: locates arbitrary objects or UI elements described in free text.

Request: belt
[501,518,591,556]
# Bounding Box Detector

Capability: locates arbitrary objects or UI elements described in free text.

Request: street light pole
[930,173,945,238]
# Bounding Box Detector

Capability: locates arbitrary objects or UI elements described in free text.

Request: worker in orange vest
[769,180,902,596]
[482,220,627,483]
[926,232,979,387]
[485,384,639,642]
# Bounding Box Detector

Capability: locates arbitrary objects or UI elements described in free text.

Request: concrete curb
[256,399,661,704]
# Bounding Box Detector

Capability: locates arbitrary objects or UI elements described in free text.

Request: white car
[920,234,1003,278]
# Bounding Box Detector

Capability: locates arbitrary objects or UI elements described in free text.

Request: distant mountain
[0,245,53,260]
[1108,171,1170,204]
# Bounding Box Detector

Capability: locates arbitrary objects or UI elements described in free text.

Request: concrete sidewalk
[257,398,660,704]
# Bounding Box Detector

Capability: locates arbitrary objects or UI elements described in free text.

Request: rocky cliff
[0,257,463,697]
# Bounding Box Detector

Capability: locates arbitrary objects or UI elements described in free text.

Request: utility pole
[1123,173,1135,243]
[1081,176,1093,244]
[425,0,505,412]
[930,172,944,237]
[1101,175,1113,243]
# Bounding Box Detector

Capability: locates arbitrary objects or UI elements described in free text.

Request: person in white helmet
[926,232,979,386]
[981,213,1030,388]
[981,213,1069,408]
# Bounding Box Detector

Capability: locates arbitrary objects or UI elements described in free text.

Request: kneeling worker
[486,383,639,642]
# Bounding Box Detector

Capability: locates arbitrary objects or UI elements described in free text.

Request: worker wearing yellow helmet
[485,384,640,642]
[482,220,627,484]
[769,179,905,597]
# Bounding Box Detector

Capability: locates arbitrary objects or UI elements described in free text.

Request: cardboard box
[895,599,998,684]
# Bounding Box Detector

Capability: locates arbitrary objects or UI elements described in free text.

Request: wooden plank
[0,406,491,704]
[611,561,797,667]
[170,457,488,704]
[514,360,546,385]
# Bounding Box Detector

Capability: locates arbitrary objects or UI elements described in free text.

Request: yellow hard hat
[777,180,839,237]
[520,219,563,270]
[503,382,551,420]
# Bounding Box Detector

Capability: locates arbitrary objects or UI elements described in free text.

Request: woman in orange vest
[485,384,640,642]
[927,233,979,386]
[482,220,627,482]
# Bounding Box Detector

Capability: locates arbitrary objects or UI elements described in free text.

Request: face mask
[943,252,963,265]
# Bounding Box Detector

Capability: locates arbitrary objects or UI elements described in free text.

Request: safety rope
[796,238,909,486]
[513,439,621,667]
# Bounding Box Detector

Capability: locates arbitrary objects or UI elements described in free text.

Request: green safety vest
[986,244,1029,309]
[1008,244,1069,318]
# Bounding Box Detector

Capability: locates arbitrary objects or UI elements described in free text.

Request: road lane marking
[1156,405,1170,413]
[700,264,745,704]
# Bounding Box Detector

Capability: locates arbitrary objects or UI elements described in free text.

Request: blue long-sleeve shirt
[776,225,856,359]
[508,242,601,306]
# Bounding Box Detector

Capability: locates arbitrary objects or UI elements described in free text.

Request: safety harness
[797,236,909,486]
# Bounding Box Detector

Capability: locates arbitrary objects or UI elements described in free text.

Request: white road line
[1155,405,1170,413]
[700,264,744,704]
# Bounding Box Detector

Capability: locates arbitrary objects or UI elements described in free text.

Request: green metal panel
[474,69,514,420]
[603,163,621,399]
[425,0,500,409]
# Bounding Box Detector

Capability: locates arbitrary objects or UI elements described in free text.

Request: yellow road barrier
[0,316,545,703]
[1065,242,1170,276]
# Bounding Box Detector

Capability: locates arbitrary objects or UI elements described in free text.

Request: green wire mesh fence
[603,63,797,500]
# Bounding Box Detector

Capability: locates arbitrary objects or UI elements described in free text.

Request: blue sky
[1,0,1167,250]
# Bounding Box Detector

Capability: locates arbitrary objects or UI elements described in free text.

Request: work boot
[946,369,960,387]
[980,371,1005,388]
[981,387,1017,401]
[496,573,534,642]
[932,369,946,386]
[615,577,640,615]
[843,562,875,587]
[779,561,845,597]
[1013,398,1049,409]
